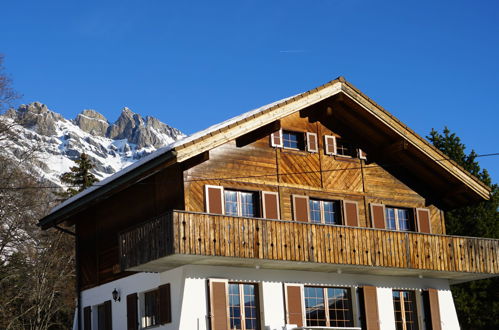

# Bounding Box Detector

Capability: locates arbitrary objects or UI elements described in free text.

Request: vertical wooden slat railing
[119,210,498,275]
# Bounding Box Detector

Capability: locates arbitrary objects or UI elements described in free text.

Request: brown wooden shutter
[306,132,318,153]
[370,204,386,229]
[324,135,337,155]
[205,185,224,214]
[426,288,442,330]
[362,286,380,330]
[158,283,172,324]
[292,195,309,222]
[416,208,432,233]
[126,293,138,330]
[83,306,92,330]
[209,279,229,330]
[343,200,359,226]
[104,300,112,330]
[284,284,304,326]
[270,129,283,147]
[262,191,280,219]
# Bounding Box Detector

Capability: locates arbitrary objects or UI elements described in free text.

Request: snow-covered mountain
[0,102,185,186]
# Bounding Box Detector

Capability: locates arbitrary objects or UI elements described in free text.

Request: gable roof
[39,77,491,229]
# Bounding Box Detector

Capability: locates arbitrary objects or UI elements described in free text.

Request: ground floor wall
[79,265,460,330]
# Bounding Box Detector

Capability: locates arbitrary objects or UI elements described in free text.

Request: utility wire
[0,152,497,190]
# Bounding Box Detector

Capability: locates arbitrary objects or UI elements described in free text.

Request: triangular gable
[39,77,490,228]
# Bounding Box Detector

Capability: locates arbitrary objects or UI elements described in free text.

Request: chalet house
[39,77,498,330]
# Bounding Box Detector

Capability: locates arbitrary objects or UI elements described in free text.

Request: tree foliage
[428,127,499,329]
[59,153,99,198]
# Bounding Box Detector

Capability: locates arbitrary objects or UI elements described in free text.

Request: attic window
[282,130,305,150]
[335,138,357,158]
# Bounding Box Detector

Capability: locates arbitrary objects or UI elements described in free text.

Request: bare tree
[0,54,75,329]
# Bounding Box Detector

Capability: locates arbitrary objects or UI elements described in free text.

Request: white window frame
[324,135,337,155]
[270,129,283,148]
[309,198,342,225]
[227,282,260,330]
[224,189,260,218]
[391,289,420,330]
[385,206,413,231]
[306,132,318,153]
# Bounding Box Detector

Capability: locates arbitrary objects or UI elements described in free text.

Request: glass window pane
[386,208,397,230]
[327,288,354,327]
[224,191,238,216]
[309,200,322,223]
[304,287,326,326]
[323,201,339,225]
[240,192,256,217]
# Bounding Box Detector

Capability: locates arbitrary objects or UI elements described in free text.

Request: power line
[0,152,497,190]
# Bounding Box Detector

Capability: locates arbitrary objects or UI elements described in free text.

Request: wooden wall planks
[119,211,499,276]
[184,110,444,233]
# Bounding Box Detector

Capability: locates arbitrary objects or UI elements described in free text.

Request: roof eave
[38,149,177,229]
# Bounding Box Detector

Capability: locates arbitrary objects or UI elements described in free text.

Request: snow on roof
[48,94,295,215]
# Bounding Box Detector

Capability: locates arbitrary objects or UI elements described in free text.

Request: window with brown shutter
[416,208,432,233]
[370,204,386,229]
[209,279,229,330]
[270,130,283,148]
[126,293,138,330]
[83,306,92,330]
[424,289,442,330]
[362,286,380,330]
[285,284,304,326]
[158,283,172,324]
[205,185,224,214]
[306,132,318,153]
[358,149,367,160]
[343,200,359,227]
[97,300,112,330]
[261,191,280,219]
[292,195,309,222]
[324,135,337,155]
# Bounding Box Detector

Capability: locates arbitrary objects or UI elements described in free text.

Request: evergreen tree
[59,153,99,198]
[428,127,498,329]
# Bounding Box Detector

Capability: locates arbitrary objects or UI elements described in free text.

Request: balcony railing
[119,211,498,276]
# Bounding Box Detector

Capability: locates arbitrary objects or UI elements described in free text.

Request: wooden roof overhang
[38,77,490,229]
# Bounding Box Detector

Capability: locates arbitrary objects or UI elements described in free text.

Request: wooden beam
[180,151,210,171]
[381,140,409,156]
[235,120,281,148]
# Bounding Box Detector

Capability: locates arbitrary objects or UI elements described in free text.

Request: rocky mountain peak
[5,102,64,136]
[74,109,109,136]
[0,102,185,185]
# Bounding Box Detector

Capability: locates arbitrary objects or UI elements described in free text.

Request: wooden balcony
[119,211,499,282]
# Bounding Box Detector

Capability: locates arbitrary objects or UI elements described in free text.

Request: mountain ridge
[0,102,185,187]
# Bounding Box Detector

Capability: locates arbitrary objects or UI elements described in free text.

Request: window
[309,199,341,225]
[385,207,413,231]
[97,301,112,330]
[282,130,305,150]
[335,138,357,157]
[228,283,260,330]
[141,289,159,328]
[224,190,260,217]
[393,290,419,330]
[304,286,354,327]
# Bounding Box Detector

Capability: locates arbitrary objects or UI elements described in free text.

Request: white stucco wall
[79,265,460,330]
[438,289,460,330]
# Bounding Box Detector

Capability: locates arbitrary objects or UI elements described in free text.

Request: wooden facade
[39,78,497,291]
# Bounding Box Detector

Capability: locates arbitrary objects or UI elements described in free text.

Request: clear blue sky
[2,0,498,182]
